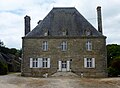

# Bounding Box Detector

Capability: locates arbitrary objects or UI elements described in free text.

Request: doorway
[58,60,70,71]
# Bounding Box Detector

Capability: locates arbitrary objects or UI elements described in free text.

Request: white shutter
[47,58,50,68]
[67,61,70,71]
[30,58,33,68]
[38,58,40,68]
[92,58,95,68]
[84,58,87,68]
[39,58,43,68]
[58,61,61,71]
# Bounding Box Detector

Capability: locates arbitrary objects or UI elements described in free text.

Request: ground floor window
[32,58,38,68]
[43,58,48,68]
[30,58,50,68]
[84,58,95,68]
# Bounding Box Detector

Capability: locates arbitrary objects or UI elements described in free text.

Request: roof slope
[26,7,103,37]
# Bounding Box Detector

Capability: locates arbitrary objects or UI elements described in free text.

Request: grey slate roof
[26,7,103,37]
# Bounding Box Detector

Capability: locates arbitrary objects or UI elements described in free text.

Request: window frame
[42,58,48,68]
[86,41,92,51]
[42,41,48,51]
[84,58,95,68]
[30,58,50,68]
[61,41,67,51]
[32,58,38,68]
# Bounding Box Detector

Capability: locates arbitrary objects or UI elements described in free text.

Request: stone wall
[21,36,107,77]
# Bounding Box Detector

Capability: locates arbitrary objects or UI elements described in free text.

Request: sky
[0,0,120,49]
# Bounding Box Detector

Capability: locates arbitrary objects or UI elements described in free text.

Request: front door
[58,60,70,71]
[62,61,67,71]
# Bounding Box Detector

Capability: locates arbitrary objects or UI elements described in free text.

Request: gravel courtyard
[0,73,120,88]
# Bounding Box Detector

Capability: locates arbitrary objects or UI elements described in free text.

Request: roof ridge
[53,7,75,9]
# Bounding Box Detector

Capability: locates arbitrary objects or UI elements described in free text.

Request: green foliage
[108,67,118,77]
[107,44,120,66]
[0,61,8,75]
[0,40,22,74]
[0,46,22,57]
[107,44,120,77]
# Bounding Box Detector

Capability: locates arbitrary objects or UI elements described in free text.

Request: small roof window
[44,29,49,36]
[85,29,92,36]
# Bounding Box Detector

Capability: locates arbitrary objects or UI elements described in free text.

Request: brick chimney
[97,6,102,34]
[24,15,31,35]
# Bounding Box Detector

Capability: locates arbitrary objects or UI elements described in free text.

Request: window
[85,29,91,36]
[44,31,49,36]
[44,32,48,36]
[43,58,48,68]
[33,58,38,68]
[42,41,48,51]
[84,58,95,68]
[62,31,66,36]
[62,61,67,68]
[86,41,92,51]
[30,58,50,68]
[62,30,67,36]
[30,58,38,68]
[61,41,67,51]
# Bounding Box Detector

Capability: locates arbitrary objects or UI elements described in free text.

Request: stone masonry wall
[21,37,107,77]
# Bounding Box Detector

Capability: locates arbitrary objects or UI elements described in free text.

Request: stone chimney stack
[97,6,102,34]
[24,15,31,35]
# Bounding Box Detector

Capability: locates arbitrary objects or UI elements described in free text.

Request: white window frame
[61,41,67,51]
[86,41,92,51]
[84,58,95,68]
[30,58,50,68]
[86,58,92,68]
[42,41,48,51]
[31,58,39,68]
[43,58,48,68]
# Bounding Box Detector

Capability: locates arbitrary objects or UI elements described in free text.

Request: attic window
[44,30,49,36]
[85,29,91,36]
[44,32,48,36]
[62,30,67,36]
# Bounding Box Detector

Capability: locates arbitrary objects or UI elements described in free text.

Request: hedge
[0,61,8,75]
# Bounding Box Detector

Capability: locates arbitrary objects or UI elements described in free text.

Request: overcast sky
[0,0,120,49]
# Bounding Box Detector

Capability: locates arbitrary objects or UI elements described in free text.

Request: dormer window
[62,28,67,36]
[44,30,49,36]
[62,31,67,36]
[85,29,91,36]
[44,32,48,36]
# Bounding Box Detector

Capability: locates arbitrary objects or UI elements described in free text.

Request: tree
[0,61,8,75]
[107,44,120,76]
[108,57,120,76]
[107,44,120,67]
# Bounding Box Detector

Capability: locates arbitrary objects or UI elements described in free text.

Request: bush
[0,61,8,75]
[108,67,119,77]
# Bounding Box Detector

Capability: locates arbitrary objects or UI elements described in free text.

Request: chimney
[24,15,31,35]
[97,6,102,34]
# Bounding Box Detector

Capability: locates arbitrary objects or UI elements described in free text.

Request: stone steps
[51,72,79,77]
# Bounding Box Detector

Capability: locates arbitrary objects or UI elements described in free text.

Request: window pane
[42,41,48,51]
[61,41,67,51]
[43,58,48,68]
[86,41,92,51]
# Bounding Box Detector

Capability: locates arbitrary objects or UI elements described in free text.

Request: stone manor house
[21,6,107,77]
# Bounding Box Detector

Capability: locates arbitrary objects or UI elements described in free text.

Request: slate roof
[25,7,103,37]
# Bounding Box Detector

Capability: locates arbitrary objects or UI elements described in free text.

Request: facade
[21,7,107,78]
